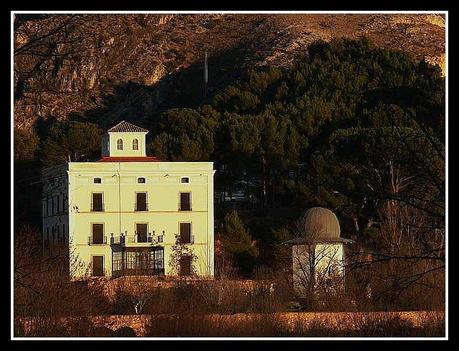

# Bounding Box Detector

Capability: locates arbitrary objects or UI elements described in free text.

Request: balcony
[110,235,126,245]
[88,235,107,245]
[178,234,195,245]
[91,203,105,212]
[178,202,192,211]
[110,234,164,246]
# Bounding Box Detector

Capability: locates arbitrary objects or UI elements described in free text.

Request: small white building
[285,207,353,296]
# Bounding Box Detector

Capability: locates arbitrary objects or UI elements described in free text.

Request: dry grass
[15,311,444,337]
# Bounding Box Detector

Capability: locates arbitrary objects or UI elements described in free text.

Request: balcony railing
[110,235,126,245]
[91,203,105,212]
[178,234,194,245]
[178,202,192,211]
[135,203,148,211]
[110,234,165,245]
[88,235,107,245]
[131,233,151,243]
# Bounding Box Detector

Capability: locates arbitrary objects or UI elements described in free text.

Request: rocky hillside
[14,13,445,130]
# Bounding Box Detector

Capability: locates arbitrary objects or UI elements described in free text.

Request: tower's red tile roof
[108,120,149,133]
[97,156,162,162]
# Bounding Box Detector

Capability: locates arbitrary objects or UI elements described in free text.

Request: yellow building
[42,121,215,280]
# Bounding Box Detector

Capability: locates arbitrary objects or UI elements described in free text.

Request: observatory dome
[302,207,341,240]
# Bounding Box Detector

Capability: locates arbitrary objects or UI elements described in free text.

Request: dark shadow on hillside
[62,43,256,135]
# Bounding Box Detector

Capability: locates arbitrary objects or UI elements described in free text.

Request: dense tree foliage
[218,210,259,275]
[14,128,39,161]
[148,38,445,291]
[40,121,103,166]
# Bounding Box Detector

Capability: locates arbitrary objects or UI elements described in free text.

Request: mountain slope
[14,13,445,130]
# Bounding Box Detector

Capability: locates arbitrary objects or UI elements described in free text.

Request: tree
[148,106,218,161]
[321,126,445,308]
[112,277,159,315]
[40,121,102,166]
[168,233,199,277]
[218,210,259,276]
[14,128,39,161]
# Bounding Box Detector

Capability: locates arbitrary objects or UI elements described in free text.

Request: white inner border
[10,10,448,342]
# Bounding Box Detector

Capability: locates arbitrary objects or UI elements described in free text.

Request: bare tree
[289,221,346,307]
[111,276,159,315]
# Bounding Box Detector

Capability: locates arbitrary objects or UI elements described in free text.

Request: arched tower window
[117,139,123,150]
[132,139,139,150]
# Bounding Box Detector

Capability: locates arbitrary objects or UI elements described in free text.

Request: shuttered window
[92,223,104,244]
[92,256,104,276]
[92,193,103,211]
[179,223,191,243]
[136,193,147,211]
[180,192,191,211]
[136,223,148,243]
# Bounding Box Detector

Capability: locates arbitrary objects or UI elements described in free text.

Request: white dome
[302,207,341,240]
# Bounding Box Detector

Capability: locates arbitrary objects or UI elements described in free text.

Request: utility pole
[204,50,208,98]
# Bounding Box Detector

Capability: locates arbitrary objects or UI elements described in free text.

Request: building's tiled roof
[97,156,162,162]
[108,120,149,133]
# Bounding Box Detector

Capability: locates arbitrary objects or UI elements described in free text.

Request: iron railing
[178,202,192,211]
[178,234,194,244]
[110,234,166,245]
[91,202,105,212]
[88,235,107,245]
[110,235,126,245]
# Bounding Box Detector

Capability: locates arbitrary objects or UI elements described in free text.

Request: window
[179,192,191,211]
[126,251,137,270]
[112,251,123,274]
[179,223,191,243]
[135,192,147,211]
[92,223,104,244]
[181,177,189,183]
[117,138,123,150]
[153,248,164,273]
[132,139,139,150]
[92,256,104,276]
[92,193,104,212]
[94,178,102,184]
[136,223,148,243]
[179,255,192,276]
[138,177,146,183]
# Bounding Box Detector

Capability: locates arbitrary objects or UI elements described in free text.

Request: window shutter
[180,223,191,243]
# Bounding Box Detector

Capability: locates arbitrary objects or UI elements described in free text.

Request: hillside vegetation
[14,14,445,128]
